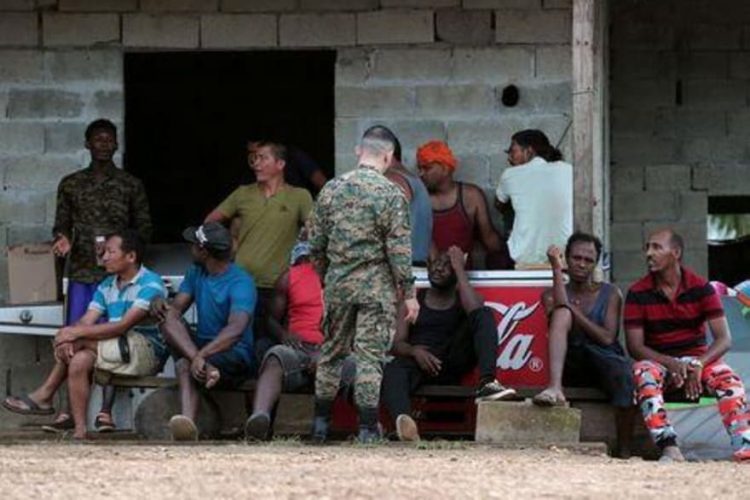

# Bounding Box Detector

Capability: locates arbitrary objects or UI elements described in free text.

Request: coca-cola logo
[485,301,541,371]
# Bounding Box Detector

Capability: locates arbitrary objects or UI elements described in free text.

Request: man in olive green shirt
[206,141,312,361]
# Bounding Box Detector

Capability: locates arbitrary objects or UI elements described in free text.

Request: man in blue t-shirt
[156,222,256,441]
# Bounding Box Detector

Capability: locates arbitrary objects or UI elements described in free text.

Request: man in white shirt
[495,129,573,268]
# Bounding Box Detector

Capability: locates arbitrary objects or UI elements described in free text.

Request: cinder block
[44,122,87,153]
[691,164,712,191]
[495,9,570,44]
[123,14,199,48]
[698,164,750,196]
[335,48,372,86]
[745,26,750,50]
[655,109,728,139]
[280,13,355,47]
[1,156,81,189]
[59,0,137,11]
[274,394,315,435]
[610,222,644,252]
[370,48,451,83]
[140,0,218,12]
[7,225,54,245]
[453,154,490,187]
[509,81,571,113]
[355,119,446,166]
[220,0,296,12]
[0,50,43,82]
[416,85,495,117]
[357,10,434,45]
[44,49,122,82]
[728,109,750,137]
[42,13,120,47]
[611,191,679,223]
[610,80,673,108]
[611,22,674,50]
[610,50,675,81]
[0,123,44,154]
[0,13,37,46]
[680,52,729,79]
[201,14,276,48]
[336,86,415,118]
[335,153,357,175]
[679,192,708,223]
[7,89,84,118]
[611,165,644,193]
[93,90,124,119]
[475,401,581,444]
[0,90,8,117]
[688,23,741,50]
[610,251,644,288]
[729,53,750,79]
[683,80,746,109]
[446,117,525,155]
[611,108,657,137]
[334,118,361,156]
[535,45,571,80]
[525,114,569,145]
[645,164,691,192]
[299,0,378,10]
[0,189,48,224]
[681,138,744,163]
[611,136,678,166]
[453,47,534,83]
[435,9,493,45]
[465,0,540,8]
[543,0,570,8]
[683,250,708,277]
[0,0,35,10]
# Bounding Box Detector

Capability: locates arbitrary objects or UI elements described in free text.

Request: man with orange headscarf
[417,140,511,269]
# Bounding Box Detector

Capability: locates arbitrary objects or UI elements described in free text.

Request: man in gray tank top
[532,232,636,458]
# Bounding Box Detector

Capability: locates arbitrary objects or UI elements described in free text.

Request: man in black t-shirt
[380,246,516,442]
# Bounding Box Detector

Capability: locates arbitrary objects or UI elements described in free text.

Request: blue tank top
[403,171,432,265]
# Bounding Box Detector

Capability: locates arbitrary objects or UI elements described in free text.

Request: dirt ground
[0,441,748,499]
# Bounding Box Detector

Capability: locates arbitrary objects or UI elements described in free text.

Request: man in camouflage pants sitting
[308,125,420,442]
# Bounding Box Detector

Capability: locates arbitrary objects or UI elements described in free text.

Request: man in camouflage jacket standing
[308,125,420,442]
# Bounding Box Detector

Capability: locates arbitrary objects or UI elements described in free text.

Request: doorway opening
[124,50,336,243]
[708,196,750,286]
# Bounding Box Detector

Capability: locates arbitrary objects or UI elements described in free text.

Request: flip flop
[532,390,567,407]
[94,412,116,433]
[169,415,198,441]
[2,395,55,416]
[42,413,75,433]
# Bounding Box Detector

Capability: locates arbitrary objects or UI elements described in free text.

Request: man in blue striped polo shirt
[2,230,167,440]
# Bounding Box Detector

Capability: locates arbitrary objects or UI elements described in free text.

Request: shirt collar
[115,265,145,289]
[84,162,118,178]
[518,156,548,168]
[647,265,689,297]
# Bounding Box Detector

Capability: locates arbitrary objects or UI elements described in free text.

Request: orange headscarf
[417,140,457,171]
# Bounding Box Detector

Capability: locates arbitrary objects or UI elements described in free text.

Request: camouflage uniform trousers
[315,300,396,409]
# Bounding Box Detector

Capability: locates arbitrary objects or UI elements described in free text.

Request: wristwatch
[688,358,704,370]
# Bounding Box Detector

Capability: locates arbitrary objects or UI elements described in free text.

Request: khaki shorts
[96,331,159,377]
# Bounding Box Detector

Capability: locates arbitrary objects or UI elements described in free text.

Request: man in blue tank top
[532,232,636,458]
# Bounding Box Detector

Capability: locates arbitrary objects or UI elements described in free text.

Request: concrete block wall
[609,0,750,286]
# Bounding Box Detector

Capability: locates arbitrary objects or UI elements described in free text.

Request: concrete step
[475,399,582,445]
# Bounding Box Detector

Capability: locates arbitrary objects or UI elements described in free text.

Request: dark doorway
[708,196,750,287]
[124,51,335,243]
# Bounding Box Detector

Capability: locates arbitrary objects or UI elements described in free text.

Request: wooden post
[572,0,607,238]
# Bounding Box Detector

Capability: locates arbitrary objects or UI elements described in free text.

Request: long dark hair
[511,129,563,162]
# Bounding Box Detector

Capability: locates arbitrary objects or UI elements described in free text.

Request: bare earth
[0,442,747,499]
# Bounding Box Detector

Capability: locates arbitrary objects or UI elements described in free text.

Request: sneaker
[733,448,750,462]
[244,412,271,442]
[395,414,420,442]
[169,415,198,442]
[475,379,516,403]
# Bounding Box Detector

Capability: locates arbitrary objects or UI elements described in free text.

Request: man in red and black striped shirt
[625,228,750,463]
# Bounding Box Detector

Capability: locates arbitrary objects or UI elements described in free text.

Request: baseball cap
[182,222,232,251]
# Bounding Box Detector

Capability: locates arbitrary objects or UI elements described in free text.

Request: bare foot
[205,363,221,389]
[532,387,567,407]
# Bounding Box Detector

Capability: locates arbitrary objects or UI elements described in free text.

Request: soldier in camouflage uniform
[44,119,152,431]
[308,125,420,442]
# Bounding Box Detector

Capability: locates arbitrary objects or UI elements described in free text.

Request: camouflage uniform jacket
[53,163,152,284]
[308,164,414,306]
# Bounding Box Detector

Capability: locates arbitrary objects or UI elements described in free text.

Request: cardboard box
[7,243,57,304]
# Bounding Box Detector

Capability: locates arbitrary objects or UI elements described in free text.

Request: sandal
[169,415,198,441]
[94,412,116,433]
[532,389,567,407]
[2,394,55,416]
[41,413,75,433]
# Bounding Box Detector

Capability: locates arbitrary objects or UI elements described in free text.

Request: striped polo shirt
[89,266,167,352]
[624,266,724,357]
